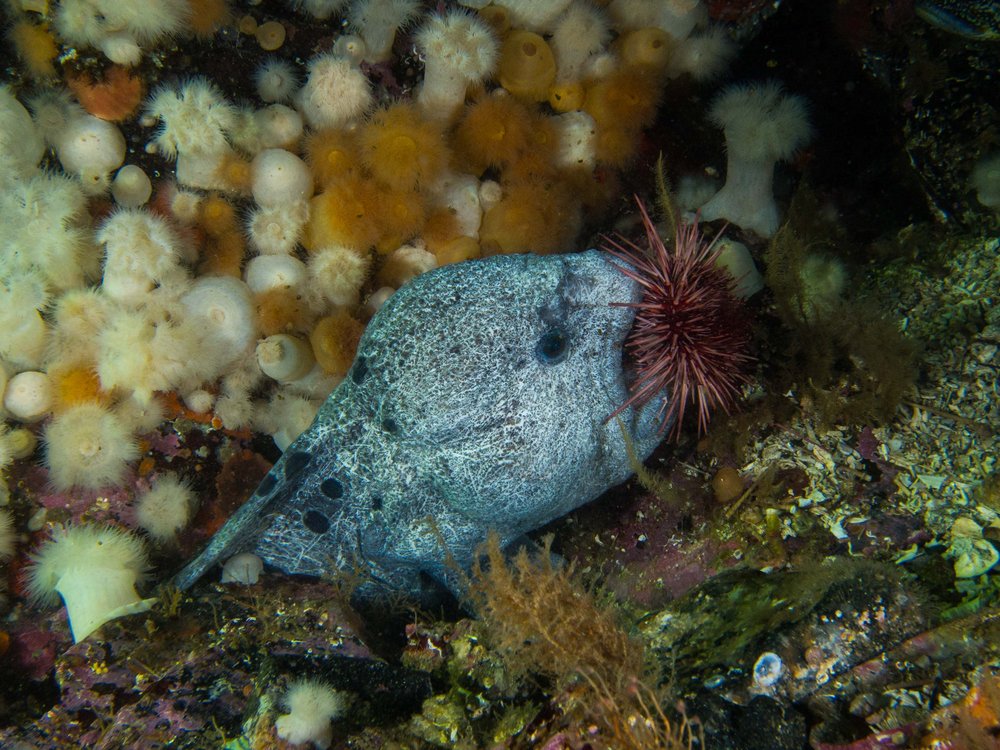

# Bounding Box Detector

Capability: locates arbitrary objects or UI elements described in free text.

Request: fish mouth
[571,250,668,438]
[606,307,664,436]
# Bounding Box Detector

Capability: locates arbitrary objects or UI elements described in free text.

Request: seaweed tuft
[467,531,700,749]
[764,188,921,426]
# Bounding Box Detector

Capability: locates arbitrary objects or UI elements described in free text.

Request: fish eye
[536,328,568,364]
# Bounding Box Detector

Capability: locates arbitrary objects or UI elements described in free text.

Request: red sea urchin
[605,199,752,437]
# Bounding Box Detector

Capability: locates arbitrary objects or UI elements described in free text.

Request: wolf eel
[174,249,668,600]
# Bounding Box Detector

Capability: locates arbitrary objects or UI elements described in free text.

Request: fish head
[347,249,667,535]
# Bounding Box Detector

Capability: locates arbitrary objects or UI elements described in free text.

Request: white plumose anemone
[296,54,373,129]
[275,678,348,749]
[112,165,154,207]
[146,78,237,158]
[700,81,812,238]
[3,370,53,423]
[348,0,421,62]
[54,0,188,65]
[135,473,198,543]
[43,403,139,491]
[251,149,313,208]
[25,524,154,642]
[221,552,264,584]
[256,335,316,383]
[179,276,258,377]
[97,208,189,305]
[247,202,310,255]
[0,86,45,183]
[55,114,127,193]
[255,58,299,103]
[415,11,499,117]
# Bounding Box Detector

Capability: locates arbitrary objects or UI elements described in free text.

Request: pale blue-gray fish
[174,250,667,601]
[915,0,1000,40]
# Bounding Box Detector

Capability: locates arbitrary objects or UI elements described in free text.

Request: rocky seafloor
[1,0,998,749]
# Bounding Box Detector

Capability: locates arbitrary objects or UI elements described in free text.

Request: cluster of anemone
[0,0,772,485]
[0,0,786,458]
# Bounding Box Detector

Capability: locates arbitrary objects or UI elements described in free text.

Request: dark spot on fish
[371,496,382,511]
[303,510,330,534]
[351,356,367,384]
[257,472,278,495]
[536,328,568,364]
[321,477,343,499]
[382,417,398,434]
[284,451,311,480]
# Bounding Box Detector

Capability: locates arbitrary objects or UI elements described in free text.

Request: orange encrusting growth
[160,390,217,426]
[66,66,146,122]
[137,456,156,477]
[310,312,364,378]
